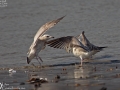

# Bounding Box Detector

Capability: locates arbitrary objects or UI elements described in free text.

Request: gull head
[39,34,54,40]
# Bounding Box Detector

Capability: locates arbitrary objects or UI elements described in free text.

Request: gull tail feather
[98,46,107,50]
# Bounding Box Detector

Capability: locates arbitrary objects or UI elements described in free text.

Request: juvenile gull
[47,32,107,66]
[27,16,65,64]
[77,31,107,56]
[47,36,92,66]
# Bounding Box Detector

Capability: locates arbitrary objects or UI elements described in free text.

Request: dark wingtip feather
[98,46,108,50]
[59,15,66,20]
[82,31,85,34]
[100,46,108,48]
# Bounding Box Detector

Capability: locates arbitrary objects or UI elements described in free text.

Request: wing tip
[57,15,66,21]
[82,31,85,34]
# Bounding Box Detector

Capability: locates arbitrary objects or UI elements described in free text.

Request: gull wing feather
[77,31,93,50]
[77,31,107,51]
[33,16,65,44]
[47,36,86,53]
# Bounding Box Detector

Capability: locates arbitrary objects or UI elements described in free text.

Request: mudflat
[0,60,120,90]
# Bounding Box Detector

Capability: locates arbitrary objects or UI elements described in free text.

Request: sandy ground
[0,60,120,90]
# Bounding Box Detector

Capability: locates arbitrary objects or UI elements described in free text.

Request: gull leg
[80,56,83,67]
[81,59,83,66]
[36,56,41,65]
[38,56,43,62]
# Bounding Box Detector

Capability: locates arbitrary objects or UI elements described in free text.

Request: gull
[47,31,107,66]
[77,31,107,57]
[27,16,65,64]
[47,35,92,66]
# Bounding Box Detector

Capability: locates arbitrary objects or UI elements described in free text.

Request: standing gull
[47,32,107,66]
[27,16,65,64]
[47,35,92,66]
[77,31,107,57]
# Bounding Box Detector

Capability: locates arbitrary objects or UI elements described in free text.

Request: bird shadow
[89,59,120,65]
[94,54,113,60]
[47,55,119,67]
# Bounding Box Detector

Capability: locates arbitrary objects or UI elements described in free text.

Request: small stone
[107,68,113,71]
[62,68,67,71]
[55,75,60,79]
[54,75,61,83]
[80,77,83,79]
[31,74,38,76]
[34,83,41,88]
[20,82,25,85]
[9,68,16,73]
[110,68,113,71]
[75,83,80,87]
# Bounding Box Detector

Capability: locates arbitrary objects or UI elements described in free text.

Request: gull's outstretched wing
[77,31,107,51]
[47,36,86,53]
[33,16,65,44]
[79,31,91,46]
[77,31,93,50]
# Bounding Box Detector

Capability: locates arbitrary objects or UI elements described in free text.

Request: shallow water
[0,0,120,89]
[0,63,120,90]
[0,0,120,67]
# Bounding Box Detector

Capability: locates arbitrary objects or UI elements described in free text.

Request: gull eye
[46,36,49,37]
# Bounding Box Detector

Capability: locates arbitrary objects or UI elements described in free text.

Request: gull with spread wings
[27,16,65,64]
[47,31,107,66]
[47,35,91,66]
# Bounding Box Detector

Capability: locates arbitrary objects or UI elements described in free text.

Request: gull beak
[48,36,54,40]
[51,36,54,38]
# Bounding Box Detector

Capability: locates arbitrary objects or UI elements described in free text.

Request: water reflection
[74,66,93,79]
[73,65,94,90]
